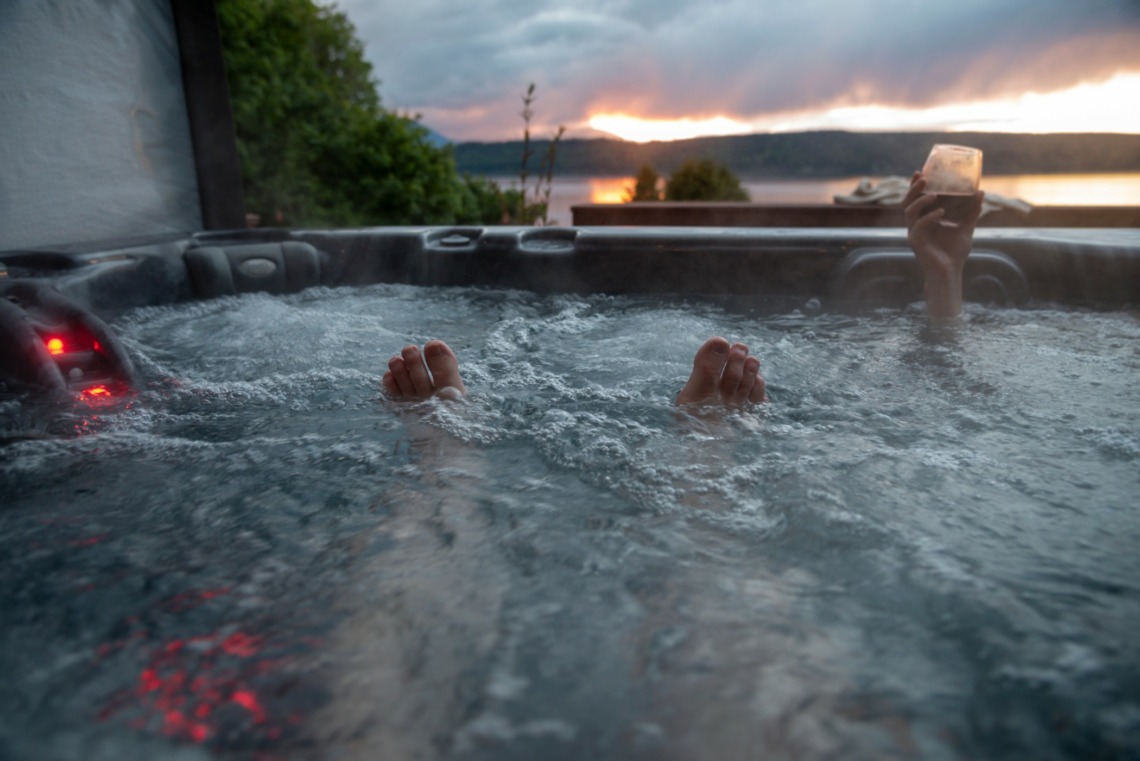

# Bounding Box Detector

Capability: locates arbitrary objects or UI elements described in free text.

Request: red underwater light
[79,383,133,405]
[9,288,136,396]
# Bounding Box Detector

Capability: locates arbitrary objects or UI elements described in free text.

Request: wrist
[922,256,964,318]
[924,273,962,320]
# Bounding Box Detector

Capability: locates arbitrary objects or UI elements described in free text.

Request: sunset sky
[336,0,1140,143]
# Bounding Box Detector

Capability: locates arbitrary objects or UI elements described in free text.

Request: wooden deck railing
[571,202,1140,227]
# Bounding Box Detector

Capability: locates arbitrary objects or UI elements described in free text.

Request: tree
[216,0,485,226]
[307,106,471,226]
[664,159,751,202]
[625,164,663,202]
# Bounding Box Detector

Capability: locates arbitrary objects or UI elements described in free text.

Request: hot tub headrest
[185,242,323,299]
[832,248,1030,308]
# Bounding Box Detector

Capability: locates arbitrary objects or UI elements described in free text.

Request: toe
[719,343,748,403]
[423,340,466,397]
[382,369,400,398]
[676,336,730,405]
[387,355,415,399]
[402,345,433,399]
[732,355,760,405]
[749,366,768,404]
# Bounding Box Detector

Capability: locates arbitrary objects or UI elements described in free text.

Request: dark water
[2,285,1139,760]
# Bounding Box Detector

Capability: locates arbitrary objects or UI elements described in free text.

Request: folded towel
[834,176,1032,217]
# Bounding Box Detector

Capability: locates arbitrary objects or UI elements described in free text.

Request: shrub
[665,159,750,201]
[625,165,664,201]
[217,0,475,226]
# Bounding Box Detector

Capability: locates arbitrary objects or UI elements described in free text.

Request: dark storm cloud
[337,0,1140,139]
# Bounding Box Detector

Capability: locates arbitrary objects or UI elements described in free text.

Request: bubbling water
[1,284,1138,760]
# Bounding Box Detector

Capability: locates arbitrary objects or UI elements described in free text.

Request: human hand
[903,172,984,319]
[903,171,983,278]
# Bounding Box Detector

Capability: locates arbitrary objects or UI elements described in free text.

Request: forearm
[922,263,964,320]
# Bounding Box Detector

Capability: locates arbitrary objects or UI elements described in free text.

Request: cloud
[336,0,1140,140]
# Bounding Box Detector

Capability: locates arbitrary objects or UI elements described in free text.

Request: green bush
[625,164,663,201]
[216,0,489,226]
[664,159,750,201]
[459,175,514,225]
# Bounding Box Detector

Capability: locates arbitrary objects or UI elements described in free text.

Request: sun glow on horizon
[588,113,751,142]
[588,72,1140,141]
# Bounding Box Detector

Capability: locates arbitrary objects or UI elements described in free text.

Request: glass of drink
[921,144,983,226]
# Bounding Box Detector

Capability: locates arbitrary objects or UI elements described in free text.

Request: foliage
[307,105,471,226]
[459,175,511,224]
[664,158,750,201]
[625,164,664,201]
[620,159,746,203]
[216,0,490,226]
[512,84,566,225]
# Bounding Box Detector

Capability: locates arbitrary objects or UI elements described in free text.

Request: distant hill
[422,126,450,148]
[455,131,1140,178]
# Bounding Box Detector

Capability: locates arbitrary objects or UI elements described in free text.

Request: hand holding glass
[921,144,983,226]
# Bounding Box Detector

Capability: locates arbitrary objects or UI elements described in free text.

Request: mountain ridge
[454,131,1140,178]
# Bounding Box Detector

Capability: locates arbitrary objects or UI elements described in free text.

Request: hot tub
[1,226,1139,760]
[2,225,1138,399]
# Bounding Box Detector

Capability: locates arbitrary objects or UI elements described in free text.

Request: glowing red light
[231,689,267,724]
[140,668,162,692]
[47,337,64,355]
[84,385,112,397]
[159,587,231,613]
[98,613,296,744]
[93,340,102,352]
[69,534,107,547]
[164,710,186,735]
[222,632,262,657]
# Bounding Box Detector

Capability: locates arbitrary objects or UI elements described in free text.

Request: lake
[487,174,1140,227]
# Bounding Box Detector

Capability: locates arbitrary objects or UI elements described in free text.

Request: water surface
[1,286,1138,760]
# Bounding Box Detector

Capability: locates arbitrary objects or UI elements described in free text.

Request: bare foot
[675,337,767,407]
[382,340,467,401]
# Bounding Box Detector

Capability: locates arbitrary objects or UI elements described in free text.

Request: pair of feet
[383,337,767,407]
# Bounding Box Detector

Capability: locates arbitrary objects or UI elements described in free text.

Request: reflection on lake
[981,174,1140,205]
[489,173,1140,227]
